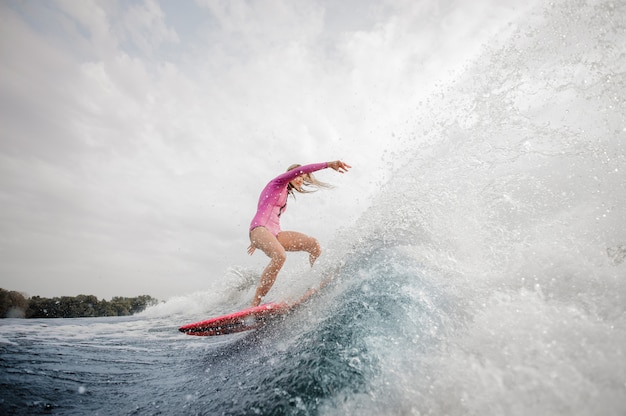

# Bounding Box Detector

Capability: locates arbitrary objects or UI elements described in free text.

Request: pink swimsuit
[249,162,329,236]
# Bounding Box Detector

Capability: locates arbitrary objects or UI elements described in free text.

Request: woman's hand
[328,160,351,173]
[247,244,256,255]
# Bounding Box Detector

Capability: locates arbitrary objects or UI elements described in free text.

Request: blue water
[0,248,447,415]
[2,0,626,414]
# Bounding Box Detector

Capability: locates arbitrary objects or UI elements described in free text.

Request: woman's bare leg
[277,231,321,267]
[249,227,287,306]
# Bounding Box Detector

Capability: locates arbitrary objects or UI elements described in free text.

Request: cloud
[0,0,531,299]
[121,0,179,55]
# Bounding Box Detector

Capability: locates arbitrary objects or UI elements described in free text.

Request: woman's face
[290,174,305,191]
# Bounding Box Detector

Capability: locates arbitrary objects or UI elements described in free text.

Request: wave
[143,0,626,414]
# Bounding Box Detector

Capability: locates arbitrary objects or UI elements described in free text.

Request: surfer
[247,160,351,306]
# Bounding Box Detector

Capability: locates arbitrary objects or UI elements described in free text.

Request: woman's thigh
[277,231,318,252]
[250,227,285,259]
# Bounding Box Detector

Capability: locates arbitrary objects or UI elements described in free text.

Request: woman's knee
[267,247,287,271]
[270,248,287,267]
[309,238,321,257]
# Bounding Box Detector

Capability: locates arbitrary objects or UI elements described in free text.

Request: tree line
[0,288,159,319]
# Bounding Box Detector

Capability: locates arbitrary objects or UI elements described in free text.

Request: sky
[0,0,528,300]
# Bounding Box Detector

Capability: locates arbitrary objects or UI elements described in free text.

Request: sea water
[2,0,625,414]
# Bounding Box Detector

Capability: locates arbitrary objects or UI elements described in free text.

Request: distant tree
[5,292,158,319]
[130,295,159,314]
[96,299,117,317]
[25,296,57,318]
[76,294,98,317]
[0,288,28,318]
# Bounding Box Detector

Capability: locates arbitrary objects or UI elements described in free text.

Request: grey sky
[0,0,530,300]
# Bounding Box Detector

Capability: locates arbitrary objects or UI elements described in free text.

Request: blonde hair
[286,163,332,197]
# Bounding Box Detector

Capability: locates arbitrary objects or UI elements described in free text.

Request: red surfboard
[178,302,292,336]
[179,272,335,336]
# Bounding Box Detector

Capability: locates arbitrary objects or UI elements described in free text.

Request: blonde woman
[247,160,351,306]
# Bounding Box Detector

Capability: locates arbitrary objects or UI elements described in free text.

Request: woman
[247,160,351,306]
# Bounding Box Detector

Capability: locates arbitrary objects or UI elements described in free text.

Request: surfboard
[178,302,292,336]
[179,269,337,336]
